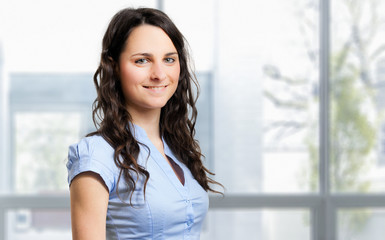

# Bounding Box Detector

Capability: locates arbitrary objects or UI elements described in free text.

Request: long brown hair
[89,7,222,200]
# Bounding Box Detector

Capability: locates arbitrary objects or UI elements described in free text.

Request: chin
[146,102,168,110]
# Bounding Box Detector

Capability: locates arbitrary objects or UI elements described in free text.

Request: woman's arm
[70,171,109,240]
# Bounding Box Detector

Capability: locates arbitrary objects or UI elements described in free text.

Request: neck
[128,107,161,140]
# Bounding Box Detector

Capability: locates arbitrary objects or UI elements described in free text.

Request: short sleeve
[66,136,117,193]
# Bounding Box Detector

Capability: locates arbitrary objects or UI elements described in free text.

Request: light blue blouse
[67,124,209,240]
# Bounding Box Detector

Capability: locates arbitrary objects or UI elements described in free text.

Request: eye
[135,58,148,64]
[164,57,175,63]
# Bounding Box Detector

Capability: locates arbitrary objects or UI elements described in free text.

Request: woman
[67,7,221,240]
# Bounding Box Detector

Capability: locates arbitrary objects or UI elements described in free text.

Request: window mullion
[319,0,331,199]
[157,0,164,11]
[0,50,10,193]
[0,205,4,240]
[318,0,333,239]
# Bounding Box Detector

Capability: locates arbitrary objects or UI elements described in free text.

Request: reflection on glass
[14,112,81,193]
[338,208,385,240]
[201,209,310,240]
[6,209,71,240]
[331,0,385,192]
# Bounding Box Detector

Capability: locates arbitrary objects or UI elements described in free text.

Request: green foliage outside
[264,0,385,238]
[15,113,81,193]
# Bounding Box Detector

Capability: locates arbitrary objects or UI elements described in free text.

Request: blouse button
[187,219,193,226]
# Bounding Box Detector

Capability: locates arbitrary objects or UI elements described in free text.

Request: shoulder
[68,135,116,170]
[67,135,118,192]
[69,135,113,157]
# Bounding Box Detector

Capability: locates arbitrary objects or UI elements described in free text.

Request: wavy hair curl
[88,7,222,201]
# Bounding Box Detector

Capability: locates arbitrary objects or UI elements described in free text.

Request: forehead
[123,24,177,54]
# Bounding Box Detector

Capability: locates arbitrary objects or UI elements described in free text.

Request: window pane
[331,0,385,192]
[164,0,215,72]
[201,0,319,193]
[5,208,71,240]
[338,208,385,240]
[0,0,157,73]
[201,209,310,240]
[14,112,82,193]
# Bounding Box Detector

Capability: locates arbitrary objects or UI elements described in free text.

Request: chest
[106,152,209,240]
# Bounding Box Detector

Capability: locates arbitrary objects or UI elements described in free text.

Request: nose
[150,62,166,81]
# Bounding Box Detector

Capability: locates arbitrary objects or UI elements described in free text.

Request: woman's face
[118,24,180,114]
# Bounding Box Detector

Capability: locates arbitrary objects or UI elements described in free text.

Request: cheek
[171,68,180,91]
[172,64,181,83]
[120,67,142,88]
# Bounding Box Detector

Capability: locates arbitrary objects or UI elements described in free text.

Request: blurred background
[0,0,385,239]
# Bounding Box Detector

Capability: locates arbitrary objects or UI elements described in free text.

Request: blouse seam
[146,200,154,239]
[106,210,121,240]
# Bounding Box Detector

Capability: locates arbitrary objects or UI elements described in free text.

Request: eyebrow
[131,52,178,57]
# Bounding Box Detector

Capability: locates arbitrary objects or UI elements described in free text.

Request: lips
[143,85,168,89]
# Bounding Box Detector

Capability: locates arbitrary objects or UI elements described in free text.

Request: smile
[144,85,168,89]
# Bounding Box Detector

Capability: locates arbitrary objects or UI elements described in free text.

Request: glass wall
[338,208,385,240]
[330,0,385,193]
[6,209,71,240]
[202,209,311,240]
[1,0,385,239]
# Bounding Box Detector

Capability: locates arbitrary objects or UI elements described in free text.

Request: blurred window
[1,0,385,239]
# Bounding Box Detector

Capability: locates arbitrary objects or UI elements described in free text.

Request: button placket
[185,197,194,231]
